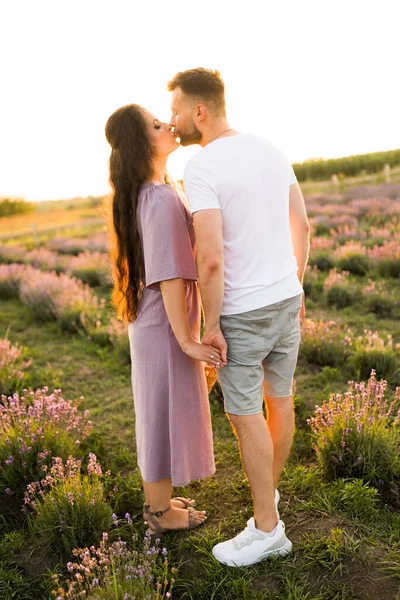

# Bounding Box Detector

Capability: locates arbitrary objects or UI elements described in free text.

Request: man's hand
[202,329,228,366]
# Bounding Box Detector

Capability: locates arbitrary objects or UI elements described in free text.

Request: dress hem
[140,467,216,488]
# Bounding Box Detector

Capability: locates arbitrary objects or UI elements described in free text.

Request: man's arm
[192,209,227,364]
[160,277,223,367]
[289,182,310,317]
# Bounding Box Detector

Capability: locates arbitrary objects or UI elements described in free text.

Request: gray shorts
[218,293,302,415]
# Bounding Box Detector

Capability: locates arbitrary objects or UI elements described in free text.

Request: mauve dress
[128,183,215,487]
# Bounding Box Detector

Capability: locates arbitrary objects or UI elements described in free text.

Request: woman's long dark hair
[105,104,154,322]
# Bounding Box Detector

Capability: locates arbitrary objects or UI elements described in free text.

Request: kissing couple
[105,67,310,567]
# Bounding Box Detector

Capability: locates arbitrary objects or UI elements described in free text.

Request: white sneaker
[212,517,292,567]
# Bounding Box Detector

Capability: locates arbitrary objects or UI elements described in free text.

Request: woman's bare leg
[143,479,194,510]
[144,477,206,530]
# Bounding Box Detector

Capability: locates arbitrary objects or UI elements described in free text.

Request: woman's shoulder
[140,183,183,211]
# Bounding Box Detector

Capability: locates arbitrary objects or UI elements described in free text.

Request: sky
[0,0,399,201]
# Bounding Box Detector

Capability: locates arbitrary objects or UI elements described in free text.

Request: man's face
[170,87,202,146]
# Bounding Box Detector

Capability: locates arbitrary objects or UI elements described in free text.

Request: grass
[1,176,399,598]
[1,296,400,599]
[0,205,104,238]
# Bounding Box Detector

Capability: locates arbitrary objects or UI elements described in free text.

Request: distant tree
[0,198,34,217]
[293,149,400,182]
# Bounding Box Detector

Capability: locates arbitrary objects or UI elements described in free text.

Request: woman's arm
[160,277,222,367]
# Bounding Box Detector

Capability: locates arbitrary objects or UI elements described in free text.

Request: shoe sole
[213,538,293,568]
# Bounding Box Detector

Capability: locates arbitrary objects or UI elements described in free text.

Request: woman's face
[144,110,179,157]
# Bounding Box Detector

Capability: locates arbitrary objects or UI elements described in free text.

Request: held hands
[181,339,224,368]
[202,329,228,367]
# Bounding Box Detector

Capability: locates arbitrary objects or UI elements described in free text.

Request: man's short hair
[167,68,226,116]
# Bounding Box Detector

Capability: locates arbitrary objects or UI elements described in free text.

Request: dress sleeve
[140,185,197,290]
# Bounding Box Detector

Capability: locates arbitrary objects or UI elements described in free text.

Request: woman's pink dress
[128,183,215,486]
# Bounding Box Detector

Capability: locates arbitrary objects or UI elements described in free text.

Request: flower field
[0,184,399,599]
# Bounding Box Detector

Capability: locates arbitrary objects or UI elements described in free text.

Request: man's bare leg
[263,387,295,489]
[228,412,278,534]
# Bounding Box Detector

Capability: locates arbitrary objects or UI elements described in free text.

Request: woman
[105,104,222,533]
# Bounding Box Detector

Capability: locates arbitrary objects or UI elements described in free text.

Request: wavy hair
[105,104,154,322]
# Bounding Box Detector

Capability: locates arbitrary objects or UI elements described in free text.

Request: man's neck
[201,120,235,147]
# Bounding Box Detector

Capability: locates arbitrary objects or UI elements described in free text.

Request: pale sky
[1,0,399,201]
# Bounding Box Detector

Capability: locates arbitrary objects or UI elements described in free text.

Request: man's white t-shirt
[183,133,303,316]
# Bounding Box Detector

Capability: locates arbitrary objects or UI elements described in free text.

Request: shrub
[369,241,400,278]
[309,235,336,251]
[300,319,353,367]
[315,222,331,236]
[307,370,400,508]
[24,247,67,273]
[302,265,320,296]
[349,331,400,385]
[0,198,34,217]
[0,264,29,298]
[324,268,354,308]
[309,252,336,272]
[48,233,108,255]
[323,268,350,291]
[19,268,104,332]
[25,454,113,558]
[334,242,370,275]
[378,260,400,278]
[67,251,112,287]
[366,295,396,319]
[0,387,92,502]
[0,339,32,396]
[0,245,25,265]
[362,279,397,318]
[326,285,354,308]
[338,254,371,276]
[51,527,175,600]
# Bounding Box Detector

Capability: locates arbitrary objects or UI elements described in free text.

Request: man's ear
[195,104,206,121]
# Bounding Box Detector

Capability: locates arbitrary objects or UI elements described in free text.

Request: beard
[177,121,202,146]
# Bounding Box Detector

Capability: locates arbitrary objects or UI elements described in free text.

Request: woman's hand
[202,329,228,366]
[181,340,223,368]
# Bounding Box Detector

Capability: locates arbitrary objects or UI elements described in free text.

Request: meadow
[0,178,400,600]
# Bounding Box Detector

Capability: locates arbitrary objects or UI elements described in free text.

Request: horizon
[26,145,400,204]
[1,0,399,202]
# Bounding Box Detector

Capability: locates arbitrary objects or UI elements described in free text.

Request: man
[168,68,310,567]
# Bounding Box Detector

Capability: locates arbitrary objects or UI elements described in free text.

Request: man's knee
[227,411,264,434]
[264,394,293,413]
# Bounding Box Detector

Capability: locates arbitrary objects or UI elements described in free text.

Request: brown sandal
[142,497,195,521]
[146,504,207,534]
